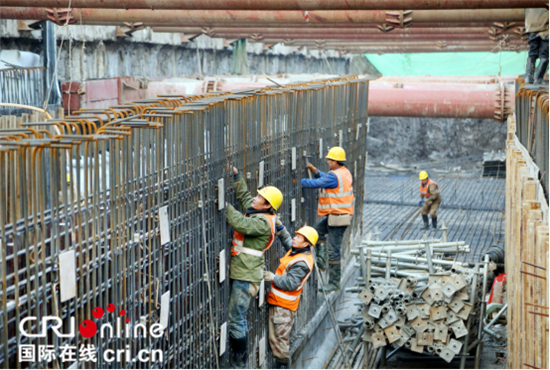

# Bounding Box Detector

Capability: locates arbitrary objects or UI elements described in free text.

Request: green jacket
[226,176,275,284]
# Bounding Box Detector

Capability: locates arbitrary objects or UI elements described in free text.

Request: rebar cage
[0,75,371,369]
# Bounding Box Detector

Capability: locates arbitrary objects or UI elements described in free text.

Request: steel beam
[0,7,526,25]
[0,0,544,10]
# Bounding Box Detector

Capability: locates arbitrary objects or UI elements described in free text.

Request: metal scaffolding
[0,76,371,368]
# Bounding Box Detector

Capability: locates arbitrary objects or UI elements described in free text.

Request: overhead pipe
[0,7,525,25]
[152,26,521,35]
[183,33,516,41]
[0,0,543,10]
[340,46,527,53]
[376,75,517,84]
[129,22,524,28]
[258,39,526,47]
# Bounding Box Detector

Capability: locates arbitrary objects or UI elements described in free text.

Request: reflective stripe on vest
[267,250,315,311]
[318,166,354,217]
[231,213,276,257]
[420,180,439,199]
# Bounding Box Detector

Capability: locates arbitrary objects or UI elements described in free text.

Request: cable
[461,35,509,77]
[43,0,73,110]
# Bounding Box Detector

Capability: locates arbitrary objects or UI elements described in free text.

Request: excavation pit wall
[0,76,371,368]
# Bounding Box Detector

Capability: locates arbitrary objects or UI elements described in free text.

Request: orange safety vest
[231,213,276,257]
[420,179,439,199]
[267,250,315,312]
[318,166,354,217]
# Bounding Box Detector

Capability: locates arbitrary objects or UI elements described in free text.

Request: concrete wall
[1,20,358,81]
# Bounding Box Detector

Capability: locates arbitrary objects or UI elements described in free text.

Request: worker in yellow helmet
[301,146,354,292]
[226,166,283,368]
[264,224,318,369]
[418,170,442,230]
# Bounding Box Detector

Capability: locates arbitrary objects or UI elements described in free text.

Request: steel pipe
[153,26,520,35]
[337,46,528,53]
[182,33,511,41]
[367,82,513,119]
[148,22,524,28]
[0,0,543,10]
[0,7,526,24]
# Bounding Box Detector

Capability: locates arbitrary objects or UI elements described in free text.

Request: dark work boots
[534,58,549,84]
[420,214,430,230]
[526,56,537,83]
[230,336,248,369]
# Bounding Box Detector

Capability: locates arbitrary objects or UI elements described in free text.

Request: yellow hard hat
[419,171,429,180]
[257,186,283,211]
[326,146,346,161]
[296,226,319,246]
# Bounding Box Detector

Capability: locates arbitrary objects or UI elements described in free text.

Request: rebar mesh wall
[0,76,371,369]
[515,80,549,199]
[505,113,549,369]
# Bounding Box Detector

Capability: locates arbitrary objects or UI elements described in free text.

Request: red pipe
[0,7,525,24]
[152,27,519,35]
[0,0,543,10]
[260,40,526,46]
[190,33,515,41]
[368,83,508,119]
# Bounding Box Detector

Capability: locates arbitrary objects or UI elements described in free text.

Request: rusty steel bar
[0,0,544,10]
[0,7,526,24]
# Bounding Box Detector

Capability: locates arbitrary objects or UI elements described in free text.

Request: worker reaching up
[264,224,318,369]
[225,166,283,368]
[418,170,442,230]
[301,146,354,293]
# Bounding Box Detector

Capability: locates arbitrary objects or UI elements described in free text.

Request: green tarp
[365,51,527,76]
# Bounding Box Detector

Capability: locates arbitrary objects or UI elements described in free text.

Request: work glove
[275,218,284,232]
[418,199,425,207]
[306,163,317,172]
[263,271,275,282]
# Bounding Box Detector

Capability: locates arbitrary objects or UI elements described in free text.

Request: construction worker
[418,170,442,230]
[301,146,354,292]
[525,8,549,84]
[226,166,283,368]
[264,224,318,369]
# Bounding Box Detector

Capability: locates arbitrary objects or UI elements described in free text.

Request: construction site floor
[362,174,506,263]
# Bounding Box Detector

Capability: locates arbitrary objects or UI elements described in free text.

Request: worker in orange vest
[301,146,354,292]
[264,224,319,369]
[418,170,442,230]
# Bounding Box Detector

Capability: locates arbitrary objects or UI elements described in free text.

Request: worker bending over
[264,224,319,369]
[418,170,442,230]
[301,146,354,292]
[226,166,283,368]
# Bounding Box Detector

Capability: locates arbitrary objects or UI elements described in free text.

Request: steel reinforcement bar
[515,80,549,199]
[0,75,371,368]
